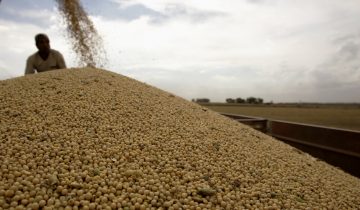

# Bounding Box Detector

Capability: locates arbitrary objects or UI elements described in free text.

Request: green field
[202,103,360,131]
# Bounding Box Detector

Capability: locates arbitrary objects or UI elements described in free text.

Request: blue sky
[0,0,359,102]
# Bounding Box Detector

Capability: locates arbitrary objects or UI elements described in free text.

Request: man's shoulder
[27,52,38,62]
[50,49,64,57]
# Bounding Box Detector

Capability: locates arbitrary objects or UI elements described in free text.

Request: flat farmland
[202,103,360,131]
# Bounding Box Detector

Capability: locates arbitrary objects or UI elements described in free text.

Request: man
[25,33,66,75]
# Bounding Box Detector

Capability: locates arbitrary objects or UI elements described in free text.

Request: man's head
[35,33,50,54]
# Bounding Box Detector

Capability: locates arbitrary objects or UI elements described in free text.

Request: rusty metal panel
[220,113,360,178]
[269,120,360,177]
[269,120,360,156]
[220,113,264,120]
[219,113,268,132]
[235,119,268,133]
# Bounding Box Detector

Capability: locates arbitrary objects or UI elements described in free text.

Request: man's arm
[25,56,35,75]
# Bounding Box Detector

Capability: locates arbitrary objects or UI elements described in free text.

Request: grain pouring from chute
[55,0,108,68]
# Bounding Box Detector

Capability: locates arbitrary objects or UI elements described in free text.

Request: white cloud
[0,20,42,76]
[66,1,360,102]
[0,12,76,78]
[1,0,360,102]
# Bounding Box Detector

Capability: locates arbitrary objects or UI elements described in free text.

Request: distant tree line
[191,97,268,104]
[226,97,264,104]
[192,98,210,103]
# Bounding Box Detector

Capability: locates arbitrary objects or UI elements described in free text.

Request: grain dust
[56,0,107,68]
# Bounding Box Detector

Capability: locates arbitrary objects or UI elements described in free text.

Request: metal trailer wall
[220,113,360,178]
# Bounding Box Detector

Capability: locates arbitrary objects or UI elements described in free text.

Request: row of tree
[191,97,264,104]
[226,97,264,104]
[192,98,210,103]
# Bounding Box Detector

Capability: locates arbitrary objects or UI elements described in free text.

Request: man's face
[36,36,50,53]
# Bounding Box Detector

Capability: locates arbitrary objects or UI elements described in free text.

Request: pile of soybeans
[0,68,359,210]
